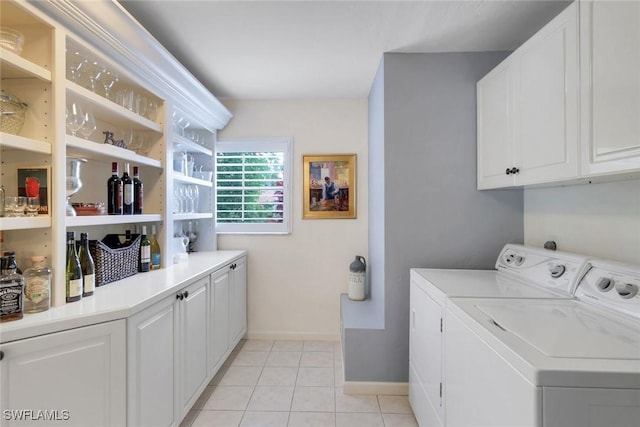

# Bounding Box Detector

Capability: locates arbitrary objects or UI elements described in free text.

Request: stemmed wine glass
[78,110,96,139]
[66,50,85,82]
[66,102,84,137]
[175,116,190,137]
[178,185,189,213]
[186,185,199,213]
[100,69,119,100]
[84,60,103,92]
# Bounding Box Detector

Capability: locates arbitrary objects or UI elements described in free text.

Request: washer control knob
[615,283,638,299]
[596,277,614,292]
[549,264,566,278]
[515,256,525,266]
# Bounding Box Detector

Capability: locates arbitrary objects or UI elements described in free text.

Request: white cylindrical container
[348,255,366,301]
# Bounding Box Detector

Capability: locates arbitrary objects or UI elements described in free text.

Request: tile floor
[180,339,418,427]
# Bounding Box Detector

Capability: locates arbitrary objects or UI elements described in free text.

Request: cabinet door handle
[0,350,4,361]
[511,167,520,174]
[183,290,189,299]
[177,293,184,300]
[505,168,512,175]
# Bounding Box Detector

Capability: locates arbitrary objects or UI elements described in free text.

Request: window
[215,138,292,234]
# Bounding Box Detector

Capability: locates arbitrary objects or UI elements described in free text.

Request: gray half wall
[342,52,524,383]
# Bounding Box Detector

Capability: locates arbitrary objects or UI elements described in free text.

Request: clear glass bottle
[0,254,25,322]
[65,231,82,303]
[150,224,161,270]
[78,233,95,297]
[23,256,51,313]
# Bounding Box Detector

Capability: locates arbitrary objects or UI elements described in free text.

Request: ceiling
[119,0,570,100]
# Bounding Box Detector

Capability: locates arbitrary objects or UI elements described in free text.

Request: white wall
[524,178,640,264]
[217,99,368,340]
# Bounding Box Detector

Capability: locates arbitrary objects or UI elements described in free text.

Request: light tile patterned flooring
[180,339,418,427]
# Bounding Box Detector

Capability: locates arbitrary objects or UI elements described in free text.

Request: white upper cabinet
[580,0,640,176]
[477,2,578,189]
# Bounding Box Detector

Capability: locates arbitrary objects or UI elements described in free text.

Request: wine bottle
[122,162,134,215]
[107,162,123,215]
[150,225,161,270]
[78,232,95,297]
[133,166,144,214]
[139,226,151,272]
[65,231,82,303]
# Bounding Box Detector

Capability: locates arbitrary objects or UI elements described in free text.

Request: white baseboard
[246,332,341,341]
[343,381,408,396]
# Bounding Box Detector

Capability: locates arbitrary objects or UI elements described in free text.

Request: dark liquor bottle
[78,233,95,297]
[107,162,123,215]
[139,226,151,272]
[133,166,143,214]
[122,163,134,215]
[0,254,24,322]
[65,231,83,303]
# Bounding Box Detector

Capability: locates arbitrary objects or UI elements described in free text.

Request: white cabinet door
[128,296,178,427]
[517,1,579,185]
[178,276,210,416]
[580,0,640,176]
[0,320,126,427]
[409,281,444,425]
[477,2,578,189]
[210,266,231,372]
[477,60,517,189]
[229,257,247,345]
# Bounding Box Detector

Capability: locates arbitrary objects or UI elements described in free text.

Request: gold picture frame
[303,154,356,219]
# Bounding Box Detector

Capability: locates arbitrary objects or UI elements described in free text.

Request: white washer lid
[476,300,640,360]
[411,269,570,306]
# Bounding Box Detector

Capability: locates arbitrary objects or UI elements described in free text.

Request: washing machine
[409,244,590,427]
[444,259,640,427]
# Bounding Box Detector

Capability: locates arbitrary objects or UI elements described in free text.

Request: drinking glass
[135,93,148,117]
[66,102,84,136]
[66,50,85,82]
[5,196,26,217]
[187,185,199,213]
[175,116,190,136]
[25,197,40,217]
[78,110,96,139]
[100,69,119,100]
[178,185,189,213]
[145,99,159,121]
[84,60,103,92]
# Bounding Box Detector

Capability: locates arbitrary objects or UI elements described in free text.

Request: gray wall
[342,52,524,382]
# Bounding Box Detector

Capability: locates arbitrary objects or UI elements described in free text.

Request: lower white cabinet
[127,296,178,427]
[210,257,247,374]
[229,257,247,345]
[409,278,444,427]
[178,277,210,416]
[0,320,126,427]
[128,277,210,427]
[128,256,247,427]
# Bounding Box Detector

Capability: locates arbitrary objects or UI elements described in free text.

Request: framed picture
[17,166,50,215]
[303,154,356,219]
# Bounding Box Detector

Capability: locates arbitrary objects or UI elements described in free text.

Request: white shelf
[173,134,213,156]
[0,216,51,231]
[0,133,51,154]
[172,213,214,221]
[173,173,213,187]
[66,135,162,168]
[0,48,52,82]
[66,82,163,133]
[66,213,162,227]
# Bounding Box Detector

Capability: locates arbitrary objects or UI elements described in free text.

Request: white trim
[343,381,409,396]
[216,138,293,234]
[246,332,340,342]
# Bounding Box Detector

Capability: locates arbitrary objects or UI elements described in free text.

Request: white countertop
[0,250,246,343]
